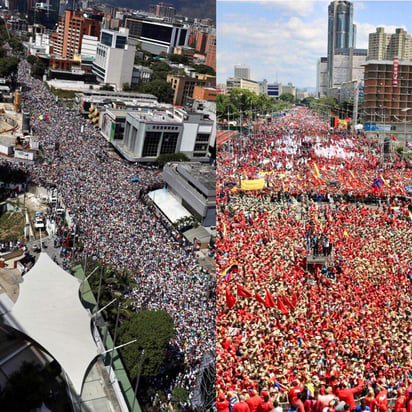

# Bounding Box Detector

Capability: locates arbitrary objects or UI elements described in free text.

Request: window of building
[142,131,162,157]
[194,143,208,152]
[196,134,210,142]
[115,36,127,49]
[160,132,179,154]
[101,32,113,47]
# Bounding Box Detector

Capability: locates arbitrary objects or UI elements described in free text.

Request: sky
[217,1,412,89]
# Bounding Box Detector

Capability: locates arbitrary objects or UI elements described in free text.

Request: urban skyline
[217,1,412,89]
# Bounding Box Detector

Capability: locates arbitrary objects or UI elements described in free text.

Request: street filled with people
[10,60,215,407]
[217,107,412,411]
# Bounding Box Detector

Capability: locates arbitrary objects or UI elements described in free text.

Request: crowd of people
[217,107,412,411]
[11,60,216,407]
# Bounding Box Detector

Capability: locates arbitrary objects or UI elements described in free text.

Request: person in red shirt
[394,389,407,412]
[234,395,251,412]
[246,389,263,412]
[217,392,230,412]
[289,381,304,407]
[406,391,412,412]
[335,381,364,411]
[373,387,388,412]
[257,391,274,412]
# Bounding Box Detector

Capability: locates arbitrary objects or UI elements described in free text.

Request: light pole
[401,107,411,141]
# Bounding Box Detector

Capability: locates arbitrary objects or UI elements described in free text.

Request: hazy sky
[217,1,412,89]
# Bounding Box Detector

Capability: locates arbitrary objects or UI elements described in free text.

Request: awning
[3,253,99,395]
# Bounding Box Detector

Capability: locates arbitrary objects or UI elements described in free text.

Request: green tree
[168,53,189,65]
[279,92,296,104]
[31,59,47,78]
[8,37,23,52]
[139,79,174,103]
[26,54,37,65]
[156,152,190,167]
[172,387,189,409]
[100,83,114,91]
[193,64,216,76]
[118,310,175,379]
[0,56,19,77]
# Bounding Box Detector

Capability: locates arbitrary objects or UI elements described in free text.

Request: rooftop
[177,162,216,193]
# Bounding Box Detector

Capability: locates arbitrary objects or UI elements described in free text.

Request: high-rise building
[327,1,356,88]
[317,57,329,97]
[125,17,189,55]
[368,27,412,61]
[205,33,216,71]
[152,3,176,20]
[234,64,251,80]
[92,28,136,90]
[363,59,412,139]
[50,10,100,59]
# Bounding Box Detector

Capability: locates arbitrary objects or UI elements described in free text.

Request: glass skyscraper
[327,0,356,87]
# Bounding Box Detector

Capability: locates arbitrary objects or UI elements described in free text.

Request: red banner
[393,57,399,86]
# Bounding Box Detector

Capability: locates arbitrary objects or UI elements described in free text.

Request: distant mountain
[105,0,215,20]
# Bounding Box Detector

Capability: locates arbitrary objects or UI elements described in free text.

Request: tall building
[205,32,216,71]
[151,3,176,20]
[368,27,412,61]
[332,48,367,87]
[363,59,412,139]
[51,10,100,59]
[327,1,356,88]
[125,17,189,55]
[317,57,329,97]
[92,28,136,90]
[234,64,250,80]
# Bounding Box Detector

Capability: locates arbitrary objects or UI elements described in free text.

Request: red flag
[255,291,266,306]
[265,289,276,308]
[237,284,253,298]
[291,291,298,307]
[277,296,289,315]
[226,287,237,309]
[282,294,295,310]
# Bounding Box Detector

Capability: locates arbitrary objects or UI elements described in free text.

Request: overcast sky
[217,1,412,89]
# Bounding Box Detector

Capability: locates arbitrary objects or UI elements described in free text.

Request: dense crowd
[216,107,412,411]
[12,60,215,408]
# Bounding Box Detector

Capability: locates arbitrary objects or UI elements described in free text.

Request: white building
[329,48,367,92]
[113,107,214,162]
[234,64,250,80]
[92,28,136,91]
[25,33,51,56]
[226,78,259,95]
[80,35,98,59]
[317,57,328,98]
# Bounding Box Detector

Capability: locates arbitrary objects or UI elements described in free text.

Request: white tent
[148,188,192,223]
[4,253,99,395]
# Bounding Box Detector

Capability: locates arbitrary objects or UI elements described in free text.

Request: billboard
[364,123,391,132]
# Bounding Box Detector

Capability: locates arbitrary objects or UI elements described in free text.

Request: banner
[393,57,399,86]
[240,178,266,191]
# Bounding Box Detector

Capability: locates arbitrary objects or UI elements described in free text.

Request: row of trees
[217,88,291,121]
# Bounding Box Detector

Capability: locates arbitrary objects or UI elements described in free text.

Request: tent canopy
[4,253,99,395]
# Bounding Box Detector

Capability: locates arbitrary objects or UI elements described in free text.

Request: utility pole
[132,350,145,411]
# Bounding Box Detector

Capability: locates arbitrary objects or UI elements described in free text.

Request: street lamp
[401,107,411,141]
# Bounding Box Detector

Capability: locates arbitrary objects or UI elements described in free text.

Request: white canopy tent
[3,253,99,395]
[148,188,192,223]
